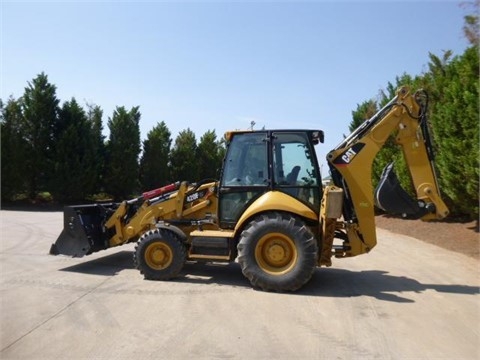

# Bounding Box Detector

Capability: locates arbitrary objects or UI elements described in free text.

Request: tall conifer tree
[22,72,59,198]
[140,121,172,190]
[0,98,28,200]
[104,106,141,199]
[169,129,198,182]
[197,130,225,181]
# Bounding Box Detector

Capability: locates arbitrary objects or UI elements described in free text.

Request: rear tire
[237,212,318,292]
[134,229,186,280]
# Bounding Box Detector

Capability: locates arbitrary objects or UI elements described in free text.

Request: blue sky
[2,0,470,172]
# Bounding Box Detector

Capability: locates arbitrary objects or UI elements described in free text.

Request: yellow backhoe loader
[50,86,449,291]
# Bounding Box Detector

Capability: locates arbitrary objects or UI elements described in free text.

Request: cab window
[221,133,268,187]
[272,132,320,208]
[219,132,268,227]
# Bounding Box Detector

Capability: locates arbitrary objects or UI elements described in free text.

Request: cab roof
[224,129,324,144]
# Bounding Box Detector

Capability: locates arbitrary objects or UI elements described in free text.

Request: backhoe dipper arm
[326,86,449,257]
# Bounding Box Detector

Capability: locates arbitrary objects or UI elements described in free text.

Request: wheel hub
[145,242,173,270]
[255,233,297,275]
[266,243,288,263]
[152,248,167,262]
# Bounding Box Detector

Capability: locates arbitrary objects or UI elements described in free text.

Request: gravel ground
[375,214,479,260]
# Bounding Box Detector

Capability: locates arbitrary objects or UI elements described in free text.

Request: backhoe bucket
[50,204,116,257]
[374,163,427,219]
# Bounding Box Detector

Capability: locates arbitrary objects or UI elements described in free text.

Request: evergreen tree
[21,72,59,198]
[104,106,141,199]
[428,46,479,219]
[139,121,172,190]
[86,104,106,194]
[51,98,101,202]
[418,4,480,218]
[197,130,225,181]
[0,97,28,201]
[169,129,198,182]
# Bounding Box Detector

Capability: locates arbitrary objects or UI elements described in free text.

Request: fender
[155,222,188,242]
[234,191,317,232]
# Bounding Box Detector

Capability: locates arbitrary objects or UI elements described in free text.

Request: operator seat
[286,166,301,185]
[283,166,301,198]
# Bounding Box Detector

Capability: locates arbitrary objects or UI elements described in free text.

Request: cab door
[271,132,322,211]
[218,132,269,228]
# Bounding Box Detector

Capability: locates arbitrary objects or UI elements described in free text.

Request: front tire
[134,229,186,280]
[237,212,318,292]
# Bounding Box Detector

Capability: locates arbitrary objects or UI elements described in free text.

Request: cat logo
[332,143,365,166]
[341,148,357,163]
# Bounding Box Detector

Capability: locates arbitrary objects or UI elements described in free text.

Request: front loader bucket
[50,203,116,257]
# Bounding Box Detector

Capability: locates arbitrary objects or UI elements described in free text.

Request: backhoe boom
[326,86,448,257]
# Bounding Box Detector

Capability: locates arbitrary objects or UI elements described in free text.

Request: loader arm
[326,86,449,257]
[50,181,218,257]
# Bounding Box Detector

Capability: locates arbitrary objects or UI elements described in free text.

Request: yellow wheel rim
[144,242,173,270]
[255,232,298,275]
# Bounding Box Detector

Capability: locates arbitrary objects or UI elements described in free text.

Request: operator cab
[218,130,324,229]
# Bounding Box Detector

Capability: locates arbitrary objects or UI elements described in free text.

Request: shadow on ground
[60,251,135,276]
[59,251,479,301]
[300,268,479,302]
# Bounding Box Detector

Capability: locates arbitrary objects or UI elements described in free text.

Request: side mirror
[312,130,324,144]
